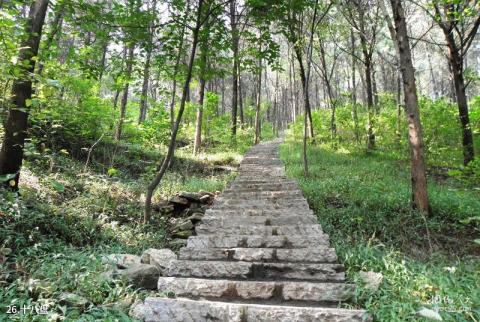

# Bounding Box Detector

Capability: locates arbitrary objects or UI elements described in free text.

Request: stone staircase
[130,139,370,321]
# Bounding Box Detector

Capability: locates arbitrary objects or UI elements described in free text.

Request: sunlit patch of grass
[1,139,246,320]
[280,138,480,321]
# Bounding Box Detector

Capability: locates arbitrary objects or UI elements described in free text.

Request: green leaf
[50,180,65,192]
[0,173,16,183]
[107,168,118,177]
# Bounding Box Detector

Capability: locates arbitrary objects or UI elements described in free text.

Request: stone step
[204,208,316,218]
[196,224,323,236]
[200,215,317,227]
[229,178,298,190]
[131,297,370,322]
[221,190,304,196]
[157,277,355,303]
[216,194,306,201]
[232,179,296,185]
[166,260,345,281]
[178,247,338,263]
[212,201,310,210]
[213,200,310,210]
[224,187,301,194]
[187,234,329,249]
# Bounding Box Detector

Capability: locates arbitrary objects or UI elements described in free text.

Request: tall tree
[343,0,380,150]
[429,1,479,165]
[144,0,209,222]
[138,0,157,123]
[229,0,240,137]
[115,43,134,140]
[0,0,49,189]
[390,0,429,213]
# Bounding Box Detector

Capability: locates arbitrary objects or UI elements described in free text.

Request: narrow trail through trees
[131,139,370,321]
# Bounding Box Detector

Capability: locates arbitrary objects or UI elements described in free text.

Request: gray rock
[187,212,204,223]
[417,307,443,321]
[173,230,193,238]
[117,264,160,289]
[169,196,189,205]
[156,277,355,302]
[101,254,141,269]
[59,292,89,308]
[130,298,370,322]
[178,192,201,202]
[172,219,194,232]
[358,271,383,291]
[140,248,177,273]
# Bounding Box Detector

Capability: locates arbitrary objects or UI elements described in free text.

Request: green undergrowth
[0,140,244,321]
[280,137,480,322]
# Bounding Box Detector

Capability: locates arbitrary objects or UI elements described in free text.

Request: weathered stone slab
[204,208,316,218]
[187,234,329,249]
[140,248,177,272]
[130,297,371,322]
[196,224,323,236]
[276,248,338,263]
[178,247,337,263]
[157,277,354,302]
[166,260,345,281]
[116,264,160,289]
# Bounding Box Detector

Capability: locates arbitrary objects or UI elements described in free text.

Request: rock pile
[154,191,216,243]
[101,249,177,290]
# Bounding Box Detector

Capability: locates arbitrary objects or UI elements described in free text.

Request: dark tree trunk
[194,44,208,155]
[138,47,151,123]
[391,0,430,214]
[293,47,314,140]
[115,44,134,140]
[230,0,239,137]
[37,3,64,76]
[254,47,262,144]
[169,0,190,131]
[0,0,49,190]
[351,29,360,144]
[447,47,475,165]
[364,59,376,150]
[238,71,244,126]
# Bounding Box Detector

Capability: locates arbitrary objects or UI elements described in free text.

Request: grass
[279,136,480,322]
[0,141,243,321]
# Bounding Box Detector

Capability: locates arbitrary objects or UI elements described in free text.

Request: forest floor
[1,136,479,321]
[0,141,243,321]
[280,137,480,322]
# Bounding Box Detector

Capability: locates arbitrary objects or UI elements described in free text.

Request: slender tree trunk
[169,0,190,131]
[139,47,152,123]
[113,44,127,109]
[351,30,360,144]
[230,0,239,137]
[447,48,475,165]
[115,44,134,140]
[372,69,379,108]
[364,59,376,150]
[144,0,204,223]
[254,47,262,144]
[238,71,244,126]
[37,4,64,76]
[391,0,429,214]
[0,0,49,190]
[139,0,156,123]
[193,44,208,155]
[396,73,402,142]
[356,5,376,150]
